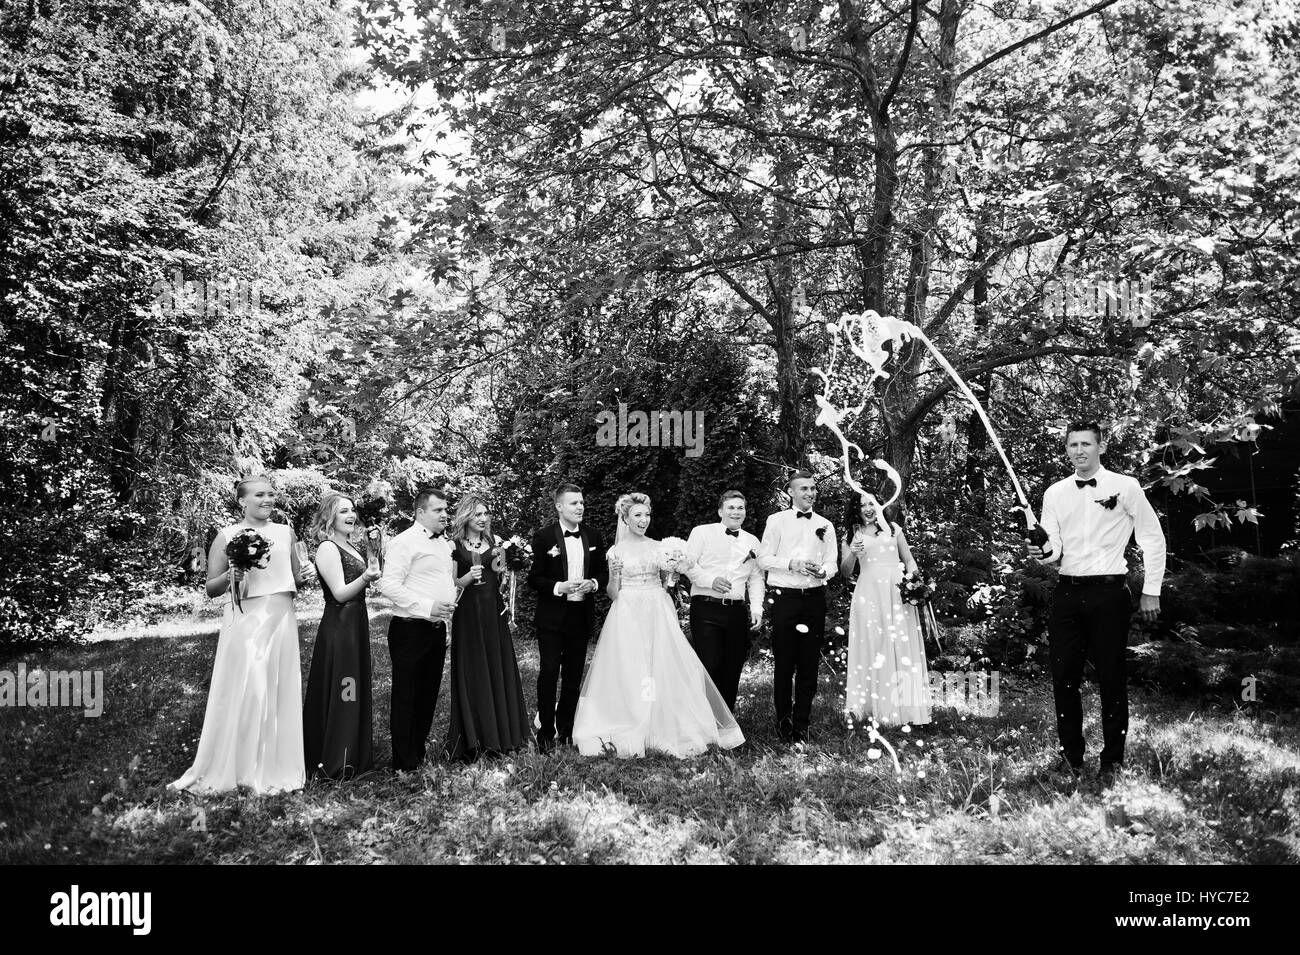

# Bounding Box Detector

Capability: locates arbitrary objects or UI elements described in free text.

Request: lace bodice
[611,541,671,590]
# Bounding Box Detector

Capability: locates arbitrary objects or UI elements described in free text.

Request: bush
[1160,552,1300,640]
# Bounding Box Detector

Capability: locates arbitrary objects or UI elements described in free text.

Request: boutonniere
[815,525,828,541]
[547,545,561,558]
[1095,494,1119,510]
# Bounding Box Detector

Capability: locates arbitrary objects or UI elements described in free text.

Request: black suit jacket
[528,523,609,630]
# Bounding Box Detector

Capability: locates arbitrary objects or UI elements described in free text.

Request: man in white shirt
[1032,421,1166,784]
[684,490,765,712]
[758,471,838,744]
[379,488,457,772]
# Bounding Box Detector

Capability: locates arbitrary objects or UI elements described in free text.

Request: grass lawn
[2,603,1298,864]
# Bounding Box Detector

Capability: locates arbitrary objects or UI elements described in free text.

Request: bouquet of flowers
[898,569,936,606]
[899,569,941,651]
[362,525,385,572]
[354,495,388,529]
[656,536,690,591]
[354,490,391,572]
[225,528,272,613]
[657,536,690,573]
[498,535,532,572]
[492,534,532,626]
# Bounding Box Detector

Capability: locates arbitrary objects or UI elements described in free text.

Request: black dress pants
[1047,579,1132,768]
[388,616,447,770]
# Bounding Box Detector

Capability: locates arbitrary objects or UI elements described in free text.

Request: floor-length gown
[445,539,531,760]
[303,541,374,779]
[573,539,744,758]
[171,522,305,794]
[845,525,933,726]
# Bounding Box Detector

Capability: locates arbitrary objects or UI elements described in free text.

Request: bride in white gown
[573,494,744,758]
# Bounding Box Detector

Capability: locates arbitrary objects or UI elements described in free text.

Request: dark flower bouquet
[226,528,272,613]
[492,535,532,626]
[354,495,388,528]
[498,535,532,572]
[355,491,391,571]
[900,569,942,651]
[898,570,936,606]
[362,525,385,572]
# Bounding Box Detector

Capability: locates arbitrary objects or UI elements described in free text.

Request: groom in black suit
[528,482,609,752]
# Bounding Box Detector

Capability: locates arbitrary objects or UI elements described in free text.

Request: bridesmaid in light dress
[170,475,307,795]
[839,494,932,728]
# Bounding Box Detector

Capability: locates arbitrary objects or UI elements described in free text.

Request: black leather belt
[773,586,826,597]
[694,594,746,607]
[1058,574,1126,586]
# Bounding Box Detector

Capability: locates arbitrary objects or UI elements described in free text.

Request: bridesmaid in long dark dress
[304,494,380,780]
[446,495,531,761]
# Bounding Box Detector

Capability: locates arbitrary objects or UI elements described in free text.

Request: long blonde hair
[450,495,495,544]
[309,493,353,545]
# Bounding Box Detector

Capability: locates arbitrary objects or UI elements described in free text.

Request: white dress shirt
[758,509,838,590]
[684,522,765,614]
[378,524,456,620]
[553,523,589,601]
[1038,465,1167,596]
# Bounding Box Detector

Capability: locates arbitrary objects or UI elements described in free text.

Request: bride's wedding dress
[573,538,744,758]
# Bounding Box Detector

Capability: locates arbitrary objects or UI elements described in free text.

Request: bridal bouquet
[657,537,690,572]
[225,528,273,613]
[656,536,690,590]
[898,570,936,606]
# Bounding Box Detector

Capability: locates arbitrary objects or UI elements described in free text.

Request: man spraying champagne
[1029,422,1166,787]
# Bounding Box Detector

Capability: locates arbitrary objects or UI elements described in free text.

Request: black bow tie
[424,528,444,538]
[724,528,739,537]
[795,511,812,520]
[1075,478,1097,488]
[563,529,581,538]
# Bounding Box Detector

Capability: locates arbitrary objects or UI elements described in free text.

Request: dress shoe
[1047,756,1083,779]
[1099,762,1123,787]
[535,734,555,755]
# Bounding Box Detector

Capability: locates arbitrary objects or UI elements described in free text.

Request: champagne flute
[470,546,484,585]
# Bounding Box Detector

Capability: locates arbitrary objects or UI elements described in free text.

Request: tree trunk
[881,0,961,513]
[964,216,993,521]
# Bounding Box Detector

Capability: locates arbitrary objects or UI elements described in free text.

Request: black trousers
[536,602,592,743]
[769,587,827,739]
[1047,580,1132,767]
[387,616,447,771]
[689,599,750,712]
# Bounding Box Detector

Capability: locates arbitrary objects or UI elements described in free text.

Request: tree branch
[955,0,1120,88]
[897,344,1118,433]
[881,0,920,116]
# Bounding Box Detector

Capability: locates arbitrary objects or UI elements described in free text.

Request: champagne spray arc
[812,310,1048,545]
